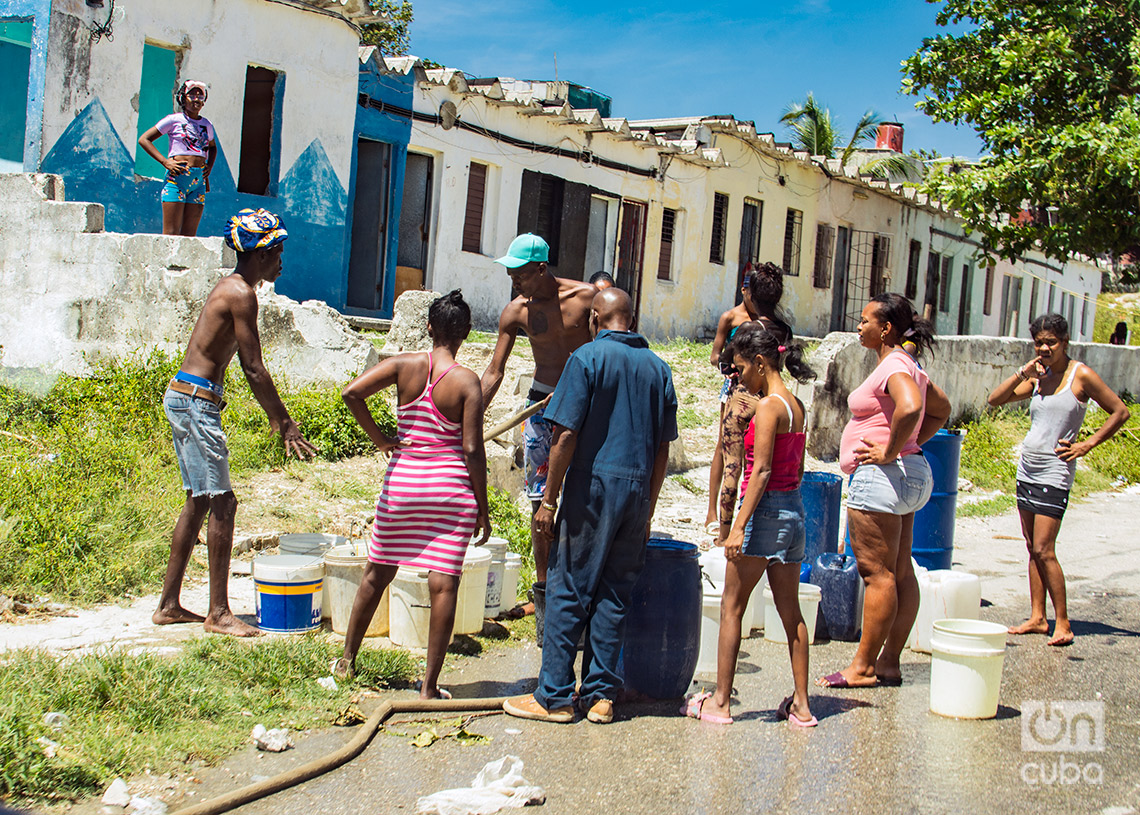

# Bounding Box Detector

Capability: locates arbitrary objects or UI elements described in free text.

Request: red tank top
[740,393,805,494]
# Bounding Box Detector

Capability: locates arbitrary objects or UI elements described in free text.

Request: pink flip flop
[681,691,733,725]
[777,695,818,728]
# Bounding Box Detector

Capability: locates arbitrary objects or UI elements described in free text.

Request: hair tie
[777,345,787,353]
[903,328,916,338]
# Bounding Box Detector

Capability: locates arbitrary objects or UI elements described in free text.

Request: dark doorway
[957,263,972,334]
[346,139,392,311]
[0,21,33,169]
[396,152,433,296]
[237,66,282,196]
[616,200,647,321]
[830,226,851,332]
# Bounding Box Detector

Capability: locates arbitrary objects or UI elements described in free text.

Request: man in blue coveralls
[503,287,678,724]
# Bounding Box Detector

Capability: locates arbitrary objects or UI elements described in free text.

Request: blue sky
[408,0,983,160]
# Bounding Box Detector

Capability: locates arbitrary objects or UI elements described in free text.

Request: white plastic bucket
[929,618,1007,719]
[763,583,822,645]
[500,552,523,616]
[454,547,492,635]
[253,555,324,633]
[389,566,432,648]
[694,583,723,678]
[279,534,346,619]
[324,543,389,637]
[482,538,509,617]
[699,549,761,632]
[909,570,982,653]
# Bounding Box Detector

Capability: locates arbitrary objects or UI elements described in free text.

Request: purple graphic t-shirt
[155,113,215,158]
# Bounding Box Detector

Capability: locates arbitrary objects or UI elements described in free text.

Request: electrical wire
[89,0,115,42]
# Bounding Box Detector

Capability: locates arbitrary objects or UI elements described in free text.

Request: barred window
[783,208,803,275]
[813,224,834,288]
[709,193,728,264]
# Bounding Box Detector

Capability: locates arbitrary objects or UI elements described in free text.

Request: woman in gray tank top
[987,314,1130,646]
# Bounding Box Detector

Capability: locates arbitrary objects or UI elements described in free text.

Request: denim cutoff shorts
[846,454,933,515]
[741,487,806,563]
[163,389,231,497]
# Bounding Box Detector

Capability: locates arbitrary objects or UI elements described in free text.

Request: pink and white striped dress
[368,354,477,575]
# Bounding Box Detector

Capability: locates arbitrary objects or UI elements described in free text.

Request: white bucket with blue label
[253,555,324,633]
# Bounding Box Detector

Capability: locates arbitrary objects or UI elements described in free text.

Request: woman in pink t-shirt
[137,80,217,237]
[818,293,951,689]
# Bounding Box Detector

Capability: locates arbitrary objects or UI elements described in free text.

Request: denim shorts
[741,487,806,563]
[846,454,933,515]
[164,389,231,497]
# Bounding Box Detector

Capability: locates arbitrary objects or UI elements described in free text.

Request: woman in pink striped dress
[334,291,490,698]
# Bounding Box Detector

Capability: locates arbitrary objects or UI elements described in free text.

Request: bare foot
[874,657,902,686]
[1048,626,1075,647]
[816,668,878,688]
[204,611,261,637]
[152,606,206,625]
[1008,619,1050,635]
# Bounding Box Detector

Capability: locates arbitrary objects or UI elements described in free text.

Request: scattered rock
[36,736,59,757]
[667,434,693,474]
[102,778,132,807]
[251,724,293,752]
[383,290,441,354]
[232,532,281,556]
[0,594,12,615]
[316,675,338,691]
[129,795,168,815]
[43,711,70,732]
[958,477,975,492]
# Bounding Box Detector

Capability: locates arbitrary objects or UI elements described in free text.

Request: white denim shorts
[846,454,933,516]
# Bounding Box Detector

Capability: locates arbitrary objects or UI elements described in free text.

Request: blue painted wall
[345,58,414,318]
[2,0,50,171]
[41,96,347,307]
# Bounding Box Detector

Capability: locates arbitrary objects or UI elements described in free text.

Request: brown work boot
[503,693,573,723]
[583,698,613,724]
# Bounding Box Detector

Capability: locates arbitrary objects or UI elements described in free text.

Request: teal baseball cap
[494,233,549,268]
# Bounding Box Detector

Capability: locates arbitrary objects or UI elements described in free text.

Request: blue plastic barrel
[801,472,843,566]
[912,429,964,571]
[622,538,702,699]
[809,553,862,641]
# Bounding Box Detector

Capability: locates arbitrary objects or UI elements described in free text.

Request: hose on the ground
[173,696,507,815]
[484,396,550,442]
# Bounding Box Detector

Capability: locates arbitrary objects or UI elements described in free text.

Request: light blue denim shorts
[741,487,806,563]
[846,454,933,515]
[163,389,232,497]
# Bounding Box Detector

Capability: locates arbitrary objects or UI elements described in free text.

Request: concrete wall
[0,173,377,386]
[30,0,362,309]
[798,332,1140,460]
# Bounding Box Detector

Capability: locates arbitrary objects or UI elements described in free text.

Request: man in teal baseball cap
[481,233,599,644]
[494,233,550,268]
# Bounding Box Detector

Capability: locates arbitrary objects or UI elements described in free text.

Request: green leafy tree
[361,0,414,54]
[902,0,1140,261]
[779,93,883,164]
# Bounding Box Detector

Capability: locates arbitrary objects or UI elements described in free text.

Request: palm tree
[780,93,918,180]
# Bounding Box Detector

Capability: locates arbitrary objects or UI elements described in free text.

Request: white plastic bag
[414,755,545,815]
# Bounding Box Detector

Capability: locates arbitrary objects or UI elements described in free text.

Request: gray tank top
[1016,362,1088,490]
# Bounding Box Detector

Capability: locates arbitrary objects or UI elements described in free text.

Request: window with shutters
[905,240,921,300]
[1029,277,1040,321]
[709,193,728,264]
[783,208,803,275]
[870,235,890,295]
[939,255,953,313]
[658,207,678,280]
[983,264,995,315]
[461,162,487,253]
[812,224,834,288]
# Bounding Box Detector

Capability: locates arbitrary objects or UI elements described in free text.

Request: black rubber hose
[173,696,507,815]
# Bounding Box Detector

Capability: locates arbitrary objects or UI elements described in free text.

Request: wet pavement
[113,489,1140,815]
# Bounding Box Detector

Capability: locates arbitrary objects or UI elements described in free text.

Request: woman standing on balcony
[138,80,217,237]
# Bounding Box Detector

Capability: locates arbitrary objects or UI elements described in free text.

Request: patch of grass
[955,410,1028,493]
[1092,292,1140,345]
[671,474,705,495]
[0,352,394,603]
[487,487,534,600]
[958,494,1016,517]
[649,337,711,364]
[0,637,414,804]
[1081,401,1140,485]
[677,406,715,430]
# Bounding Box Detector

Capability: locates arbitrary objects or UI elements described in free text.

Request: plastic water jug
[810,553,863,642]
[909,569,982,653]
